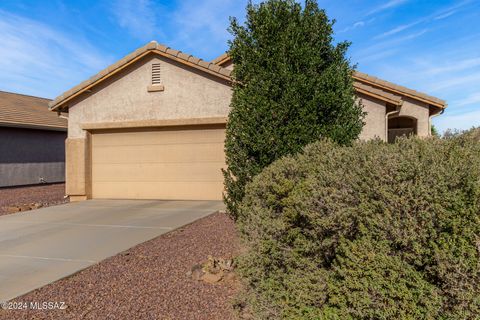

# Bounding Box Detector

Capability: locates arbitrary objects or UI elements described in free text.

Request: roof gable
[49,41,233,111]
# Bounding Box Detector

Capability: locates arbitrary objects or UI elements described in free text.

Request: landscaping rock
[190,255,237,285]
[29,203,43,210]
[223,272,237,283]
[18,204,32,212]
[188,264,205,281]
[201,272,224,284]
[0,183,67,217]
[2,203,43,213]
[3,206,21,213]
[204,255,235,273]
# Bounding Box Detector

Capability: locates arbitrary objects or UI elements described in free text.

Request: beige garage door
[91,125,226,200]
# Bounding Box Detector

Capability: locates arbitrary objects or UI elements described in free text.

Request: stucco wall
[397,97,430,137]
[65,137,89,197]
[358,94,386,141]
[0,127,66,187]
[68,55,232,139]
[357,94,431,141]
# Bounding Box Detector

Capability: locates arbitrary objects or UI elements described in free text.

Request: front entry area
[388,116,417,143]
[91,125,226,200]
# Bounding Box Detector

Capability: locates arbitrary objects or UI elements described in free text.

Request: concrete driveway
[0,199,224,302]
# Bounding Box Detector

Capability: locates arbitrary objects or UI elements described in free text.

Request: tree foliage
[223,0,365,219]
[431,124,440,137]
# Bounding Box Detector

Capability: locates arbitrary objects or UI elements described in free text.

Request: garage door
[91,125,226,200]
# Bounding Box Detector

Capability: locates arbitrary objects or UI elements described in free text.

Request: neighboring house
[0,91,67,187]
[48,41,446,202]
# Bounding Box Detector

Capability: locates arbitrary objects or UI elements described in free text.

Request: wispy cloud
[427,72,480,92]
[416,57,480,76]
[339,18,375,33]
[356,29,428,63]
[370,50,480,95]
[111,0,159,41]
[434,10,458,20]
[452,92,480,107]
[433,0,473,20]
[340,21,365,33]
[374,20,422,39]
[356,49,399,64]
[367,0,409,15]
[434,109,480,133]
[166,0,246,59]
[108,0,245,60]
[0,10,112,98]
[373,0,473,40]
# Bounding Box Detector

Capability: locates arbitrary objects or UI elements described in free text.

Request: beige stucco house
[49,41,446,202]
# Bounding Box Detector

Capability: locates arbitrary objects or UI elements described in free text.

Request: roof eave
[0,121,67,131]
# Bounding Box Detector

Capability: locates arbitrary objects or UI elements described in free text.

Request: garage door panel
[92,181,224,200]
[92,162,225,182]
[92,128,225,146]
[91,126,226,200]
[92,143,225,164]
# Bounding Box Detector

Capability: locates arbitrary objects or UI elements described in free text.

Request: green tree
[431,124,440,137]
[223,0,365,219]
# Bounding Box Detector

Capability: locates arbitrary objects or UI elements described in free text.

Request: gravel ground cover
[0,183,67,216]
[0,212,240,320]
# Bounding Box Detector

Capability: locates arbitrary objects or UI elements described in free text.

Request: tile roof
[212,54,447,109]
[49,41,233,111]
[353,71,446,108]
[353,82,402,106]
[0,91,67,130]
[211,53,230,65]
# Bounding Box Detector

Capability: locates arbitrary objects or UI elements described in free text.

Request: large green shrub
[236,130,480,319]
[223,0,364,219]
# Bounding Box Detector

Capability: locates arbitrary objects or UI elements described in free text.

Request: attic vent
[152,63,161,85]
[148,63,164,92]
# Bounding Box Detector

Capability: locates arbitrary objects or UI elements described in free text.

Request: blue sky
[0,0,479,132]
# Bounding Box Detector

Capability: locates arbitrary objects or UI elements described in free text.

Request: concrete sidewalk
[0,199,224,302]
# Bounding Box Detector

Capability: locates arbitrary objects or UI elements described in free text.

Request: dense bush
[236,130,480,319]
[223,0,364,220]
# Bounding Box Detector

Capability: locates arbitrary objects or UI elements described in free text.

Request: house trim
[81,117,228,131]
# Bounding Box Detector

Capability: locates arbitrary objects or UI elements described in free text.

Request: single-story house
[48,41,446,202]
[0,91,67,187]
